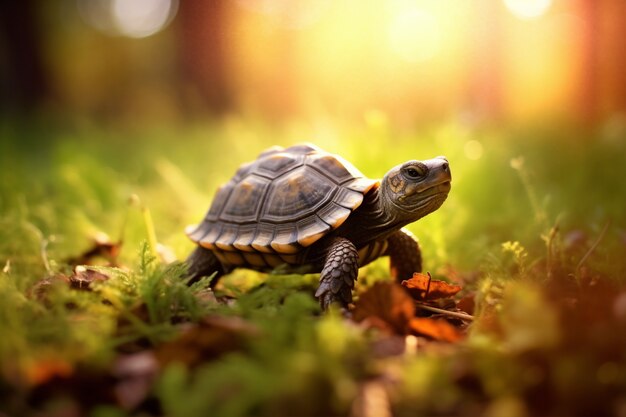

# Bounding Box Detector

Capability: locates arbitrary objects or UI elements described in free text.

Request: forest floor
[1,118,625,417]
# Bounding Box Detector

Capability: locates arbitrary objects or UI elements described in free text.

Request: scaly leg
[185,245,225,288]
[386,228,422,282]
[314,237,359,310]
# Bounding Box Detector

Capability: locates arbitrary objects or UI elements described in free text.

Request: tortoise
[186,143,451,309]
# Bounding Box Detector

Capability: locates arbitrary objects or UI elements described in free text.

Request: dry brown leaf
[66,236,122,267]
[69,266,111,290]
[456,293,476,315]
[407,317,464,342]
[353,282,415,335]
[401,272,462,301]
[354,281,467,343]
[155,316,259,367]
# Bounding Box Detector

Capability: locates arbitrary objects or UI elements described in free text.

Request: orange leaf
[407,317,464,342]
[25,357,74,386]
[353,282,415,335]
[401,272,462,301]
[456,293,476,315]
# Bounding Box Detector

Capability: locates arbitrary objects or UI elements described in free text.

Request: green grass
[1,118,625,416]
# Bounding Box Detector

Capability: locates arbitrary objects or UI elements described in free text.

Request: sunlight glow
[464,140,483,160]
[388,8,441,63]
[236,0,332,29]
[111,0,177,38]
[77,0,178,37]
[503,0,553,20]
[226,0,590,123]
[77,0,117,35]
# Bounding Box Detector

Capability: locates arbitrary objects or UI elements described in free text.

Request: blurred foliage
[1,118,626,416]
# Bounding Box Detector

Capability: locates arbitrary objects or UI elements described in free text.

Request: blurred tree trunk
[578,0,599,127]
[599,0,626,122]
[177,0,232,115]
[0,0,49,113]
[468,0,502,123]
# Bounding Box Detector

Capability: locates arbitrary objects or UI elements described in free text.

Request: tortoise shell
[186,144,377,265]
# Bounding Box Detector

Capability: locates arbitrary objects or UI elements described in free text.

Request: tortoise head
[381,156,451,222]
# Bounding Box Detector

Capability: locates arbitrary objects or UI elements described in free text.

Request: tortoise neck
[340,185,406,245]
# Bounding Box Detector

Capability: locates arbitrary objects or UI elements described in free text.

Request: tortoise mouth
[435,181,451,194]
[401,180,450,212]
[411,180,451,199]
[412,191,449,215]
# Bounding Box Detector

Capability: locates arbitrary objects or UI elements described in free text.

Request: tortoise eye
[405,167,423,179]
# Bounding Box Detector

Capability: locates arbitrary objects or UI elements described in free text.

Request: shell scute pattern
[334,187,366,210]
[255,152,304,178]
[270,224,299,253]
[205,183,232,222]
[307,153,362,184]
[188,144,378,265]
[232,161,254,182]
[347,177,379,193]
[296,215,331,247]
[261,167,335,223]
[315,202,352,230]
[232,224,258,252]
[214,223,239,251]
[220,175,270,223]
[250,223,276,253]
[199,223,223,250]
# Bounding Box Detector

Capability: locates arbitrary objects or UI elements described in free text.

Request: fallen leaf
[401,272,462,301]
[69,266,111,290]
[66,234,121,267]
[353,282,415,334]
[456,293,476,315]
[407,317,464,342]
[25,356,74,386]
[155,316,259,367]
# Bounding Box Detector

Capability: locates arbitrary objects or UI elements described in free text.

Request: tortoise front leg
[314,237,359,310]
[386,228,422,282]
[185,245,225,288]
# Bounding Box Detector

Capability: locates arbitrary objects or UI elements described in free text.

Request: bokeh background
[2,3,626,416]
[2,0,625,131]
[2,0,626,272]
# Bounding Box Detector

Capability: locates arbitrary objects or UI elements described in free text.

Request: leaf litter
[353,272,469,343]
[5,233,626,417]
